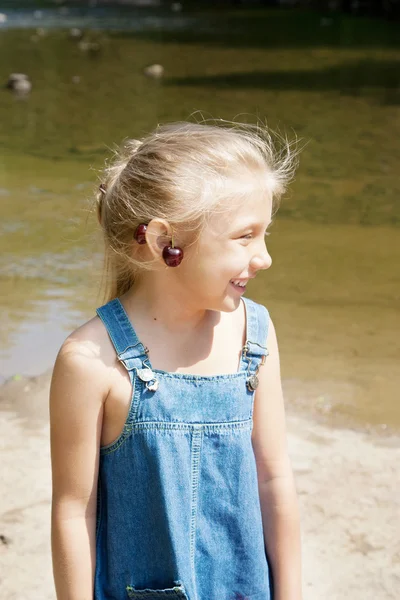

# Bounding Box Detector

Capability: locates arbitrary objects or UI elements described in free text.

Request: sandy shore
[0,372,399,600]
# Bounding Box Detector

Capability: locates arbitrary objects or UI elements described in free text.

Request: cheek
[182,237,248,285]
[181,243,228,284]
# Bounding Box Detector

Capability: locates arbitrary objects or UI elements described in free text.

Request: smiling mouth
[230,279,248,288]
[229,279,249,293]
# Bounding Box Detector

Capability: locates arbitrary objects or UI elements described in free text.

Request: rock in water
[70,28,83,40]
[6,73,32,96]
[143,64,164,79]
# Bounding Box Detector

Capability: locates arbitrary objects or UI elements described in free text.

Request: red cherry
[135,223,147,244]
[162,246,183,267]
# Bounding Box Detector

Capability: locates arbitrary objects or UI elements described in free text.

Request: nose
[250,244,272,272]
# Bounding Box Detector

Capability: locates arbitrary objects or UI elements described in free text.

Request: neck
[121,272,216,335]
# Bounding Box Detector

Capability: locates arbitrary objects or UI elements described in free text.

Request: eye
[239,231,270,241]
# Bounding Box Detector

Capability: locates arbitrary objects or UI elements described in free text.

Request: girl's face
[177,191,273,313]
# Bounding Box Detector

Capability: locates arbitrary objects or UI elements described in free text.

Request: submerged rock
[69,27,83,40]
[78,39,101,54]
[6,73,32,95]
[143,64,164,79]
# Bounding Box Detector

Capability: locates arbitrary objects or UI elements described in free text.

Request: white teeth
[231,279,247,287]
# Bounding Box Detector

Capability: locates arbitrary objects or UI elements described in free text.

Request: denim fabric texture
[94,296,273,600]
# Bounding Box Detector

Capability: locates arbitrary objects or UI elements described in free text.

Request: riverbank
[0,371,399,599]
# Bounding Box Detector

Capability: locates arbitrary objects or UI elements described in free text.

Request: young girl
[49,120,303,600]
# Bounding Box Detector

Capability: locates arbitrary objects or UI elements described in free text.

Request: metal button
[246,374,259,391]
[146,380,159,392]
[137,368,155,382]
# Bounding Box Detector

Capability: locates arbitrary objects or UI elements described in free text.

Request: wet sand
[0,372,399,600]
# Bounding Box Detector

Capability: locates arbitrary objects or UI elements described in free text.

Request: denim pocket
[126,580,188,599]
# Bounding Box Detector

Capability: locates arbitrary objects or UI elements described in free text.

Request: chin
[218,295,241,313]
[199,288,241,313]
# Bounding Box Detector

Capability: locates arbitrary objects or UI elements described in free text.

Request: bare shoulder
[50,315,116,406]
[58,314,113,360]
[252,312,292,483]
[57,314,116,366]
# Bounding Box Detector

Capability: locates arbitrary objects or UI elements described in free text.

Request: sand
[0,372,399,600]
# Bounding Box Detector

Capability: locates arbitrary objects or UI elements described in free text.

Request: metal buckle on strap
[117,355,130,372]
[243,341,268,391]
[137,367,159,392]
[117,342,150,371]
[118,351,159,392]
[242,341,268,360]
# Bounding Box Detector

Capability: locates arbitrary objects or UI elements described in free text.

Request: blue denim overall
[94,296,273,600]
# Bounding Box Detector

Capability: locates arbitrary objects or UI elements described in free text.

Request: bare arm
[49,336,107,600]
[252,317,303,600]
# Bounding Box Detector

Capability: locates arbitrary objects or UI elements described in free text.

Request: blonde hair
[95,118,300,301]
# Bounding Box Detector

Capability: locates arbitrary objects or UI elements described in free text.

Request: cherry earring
[134,224,183,266]
[162,233,184,267]
[134,223,148,245]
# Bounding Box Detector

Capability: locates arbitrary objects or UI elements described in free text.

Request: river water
[0,4,399,432]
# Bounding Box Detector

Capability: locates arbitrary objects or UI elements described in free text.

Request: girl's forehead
[211,191,273,230]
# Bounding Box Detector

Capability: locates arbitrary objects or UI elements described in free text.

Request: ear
[144,218,173,262]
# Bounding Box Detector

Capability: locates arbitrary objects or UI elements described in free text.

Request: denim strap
[242,297,270,357]
[96,298,149,373]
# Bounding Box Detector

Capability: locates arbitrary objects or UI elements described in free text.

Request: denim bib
[94,296,273,600]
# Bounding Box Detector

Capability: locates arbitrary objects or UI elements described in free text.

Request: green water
[0,6,399,431]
